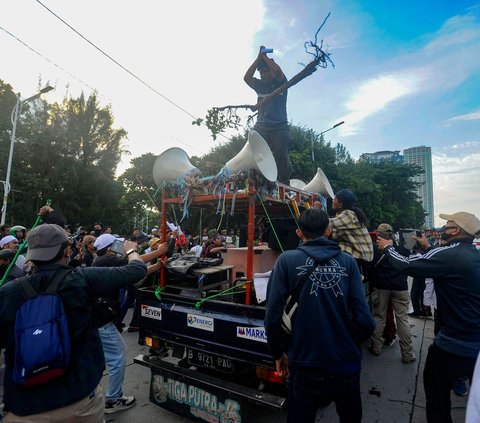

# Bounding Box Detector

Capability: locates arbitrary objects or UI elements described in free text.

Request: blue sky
[1,0,479,226]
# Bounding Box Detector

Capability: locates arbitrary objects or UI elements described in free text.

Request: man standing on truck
[244,46,293,184]
[265,208,375,423]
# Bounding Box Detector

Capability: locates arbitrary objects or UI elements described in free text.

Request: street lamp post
[307,121,345,162]
[1,85,53,225]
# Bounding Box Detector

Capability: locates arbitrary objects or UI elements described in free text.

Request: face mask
[440,229,452,241]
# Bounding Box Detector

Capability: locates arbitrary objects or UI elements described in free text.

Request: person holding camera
[369,223,415,363]
[92,234,167,414]
[0,224,147,422]
[244,45,293,184]
[377,211,480,423]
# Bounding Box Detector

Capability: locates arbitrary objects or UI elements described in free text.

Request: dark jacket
[91,254,128,319]
[372,240,409,291]
[265,237,375,374]
[0,264,25,284]
[0,260,146,416]
[385,238,480,357]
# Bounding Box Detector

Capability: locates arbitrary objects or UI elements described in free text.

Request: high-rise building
[403,146,434,228]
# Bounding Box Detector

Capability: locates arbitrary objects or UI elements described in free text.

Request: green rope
[0,199,52,287]
[153,280,250,307]
[286,201,301,229]
[154,285,165,300]
[195,280,251,309]
[256,193,284,253]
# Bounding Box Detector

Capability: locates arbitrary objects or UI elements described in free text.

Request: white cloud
[339,73,420,136]
[445,111,480,123]
[424,13,480,53]
[432,150,480,227]
[335,8,480,138]
[450,141,480,150]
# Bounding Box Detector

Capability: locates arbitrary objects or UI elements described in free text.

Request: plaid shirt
[330,210,373,262]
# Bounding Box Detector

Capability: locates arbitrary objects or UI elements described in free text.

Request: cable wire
[0,24,204,154]
[35,0,199,121]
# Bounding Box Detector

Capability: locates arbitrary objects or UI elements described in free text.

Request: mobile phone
[415,230,422,237]
[399,229,419,250]
[110,239,125,255]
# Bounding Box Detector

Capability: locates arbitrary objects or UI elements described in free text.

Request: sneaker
[368,346,381,356]
[105,396,136,414]
[402,355,416,364]
[408,311,426,318]
[383,335,397,348]
[452,377,469,396]
[127,325,139,333]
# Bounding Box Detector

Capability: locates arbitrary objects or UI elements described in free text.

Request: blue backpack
[13,269,72,387]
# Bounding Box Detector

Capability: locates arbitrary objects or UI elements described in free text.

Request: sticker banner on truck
[141,304,162,320]
[152,373,241,423]
[236,326,267,343]
[187,313,214,332]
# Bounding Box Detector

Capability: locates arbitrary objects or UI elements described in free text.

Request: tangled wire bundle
[193,13,335,140]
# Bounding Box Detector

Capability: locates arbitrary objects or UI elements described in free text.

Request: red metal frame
[158,182,315,305]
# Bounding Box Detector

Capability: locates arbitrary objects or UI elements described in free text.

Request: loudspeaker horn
[303,167,334,198]
[289,179,307,190]
[153,147,201,186]
[223,130,278,182]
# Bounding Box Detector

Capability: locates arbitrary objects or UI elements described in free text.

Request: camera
[399,228,421,250]
[110,239,125,255]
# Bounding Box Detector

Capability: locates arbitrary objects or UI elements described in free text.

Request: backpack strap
[16,269,73,299]
[45,269,73,294]
[17,276,38,299]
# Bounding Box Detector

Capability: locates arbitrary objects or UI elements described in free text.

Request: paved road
[109,309,468,423]
[0,309,468,422]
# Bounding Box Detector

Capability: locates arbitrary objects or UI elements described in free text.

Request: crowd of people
[1,193,480,423]
[265,194,480,423]
[1,191,480,423]
[0,205,245,422]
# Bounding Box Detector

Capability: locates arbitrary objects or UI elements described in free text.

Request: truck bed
[137,286,273,369]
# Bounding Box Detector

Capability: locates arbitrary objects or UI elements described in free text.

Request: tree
[334,159,425,229]
[0,86,128,229]
[118,153,161,234]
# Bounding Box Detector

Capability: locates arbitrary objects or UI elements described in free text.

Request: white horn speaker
[153,147,201,186]
[223,130,278,182]
[303,167,334,198]
[289,179,307,190]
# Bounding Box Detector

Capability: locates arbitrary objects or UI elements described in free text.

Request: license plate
[186,349,234,373]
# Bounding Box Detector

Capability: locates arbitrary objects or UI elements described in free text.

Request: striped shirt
[330,210,374,262]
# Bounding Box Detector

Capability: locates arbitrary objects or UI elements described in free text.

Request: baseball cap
[335,189,356,209]
[0,235,17,248]
[439,212,480,237]
[26,224,68,262]
[376,223,393,233]
[94,234,117,251]
[149,237,161,248]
